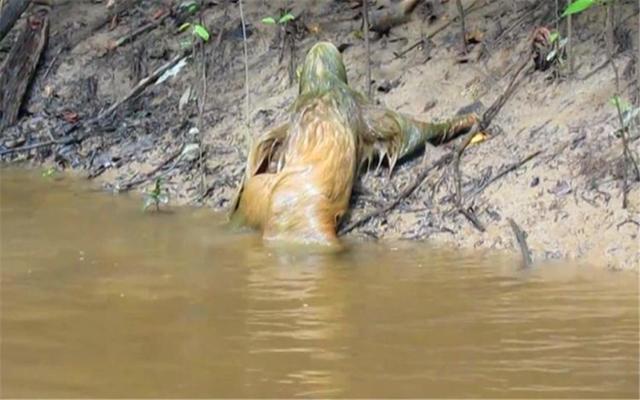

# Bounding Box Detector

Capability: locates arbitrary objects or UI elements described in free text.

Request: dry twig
[118,145,185,192]
[508,217,533,267]
[455,0,467,54]
[605,2,636,209]
[465,150,542,199]
[108,11,169,50]
[393,0,479,59]
[99,54,186,119]
[196,0,207,196]
[363,0,372,98]
[238,0,251,148]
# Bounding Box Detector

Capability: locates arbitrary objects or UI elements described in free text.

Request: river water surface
[1,169,638,398]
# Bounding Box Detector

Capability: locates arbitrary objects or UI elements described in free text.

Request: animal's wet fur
[231,42,477,246]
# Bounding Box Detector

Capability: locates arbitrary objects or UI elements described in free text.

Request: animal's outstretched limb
[230,123,289,217]
[244,123,290,178]
[360,106,478,172]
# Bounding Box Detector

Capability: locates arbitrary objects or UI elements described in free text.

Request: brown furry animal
[230,42,477,247]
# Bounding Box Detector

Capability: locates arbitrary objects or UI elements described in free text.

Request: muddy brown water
[0,168,638,398]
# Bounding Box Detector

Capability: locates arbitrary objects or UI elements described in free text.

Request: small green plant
[176,1,210,45]
[41,167,56,178]
[261,11,295,26]
[610,95,640,137]
[143,178,169,212]
[178,22,210,42]
[545,31,569,64]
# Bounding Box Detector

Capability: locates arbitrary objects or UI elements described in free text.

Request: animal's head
[298,42,348,95]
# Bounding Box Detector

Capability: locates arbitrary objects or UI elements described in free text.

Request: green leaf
[610,95,631,112]
[278,12,295,24]
[548,31,559,44]
[178,22,191,32]
[179,0,199,13]
[562,0,598,17]
[261,17,277,25]
[41,167,55,178]
[193,24,210,42]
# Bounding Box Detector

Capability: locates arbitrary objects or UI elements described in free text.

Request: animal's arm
[360,106,478,171]
[230,123,289,215]
[245,123,289,178]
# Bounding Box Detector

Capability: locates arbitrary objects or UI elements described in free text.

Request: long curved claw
[360,105,478,175]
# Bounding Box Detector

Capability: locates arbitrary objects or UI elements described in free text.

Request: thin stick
[455,0,467,54]
[0,133,81,157]
[108,12,169,50]
[42,47,63,81]
[482,54,532,128]
[238,0,251,148]
[606,1,631,209]
[393,0,479,59]
[197,0,207,196]
[363,0,372,98]
[567,13,574,77]
[465,150,542,198]
[0,140,56,156]
[555,0,559,33]
[99,54,185,119]
[508,217,533,268]
[460,207,485,232]
[119,145,185,191]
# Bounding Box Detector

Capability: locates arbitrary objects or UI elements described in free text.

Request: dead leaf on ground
[61,110,80,124]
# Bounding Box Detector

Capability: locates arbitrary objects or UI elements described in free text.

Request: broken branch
[393,0,479,59]
[508,217,533,268]
[108,11,169,51]
[0,4,49,129]
[465,150,542,199]
[99,53,186,120]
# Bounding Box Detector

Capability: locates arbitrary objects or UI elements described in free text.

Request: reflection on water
[1,169,638,398]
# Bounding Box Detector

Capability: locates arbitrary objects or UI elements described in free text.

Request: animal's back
[264,91,360,245]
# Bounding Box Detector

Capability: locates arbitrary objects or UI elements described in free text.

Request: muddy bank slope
[1,0,638,270]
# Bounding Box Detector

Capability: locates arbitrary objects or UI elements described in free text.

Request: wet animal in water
[230,42,478,247]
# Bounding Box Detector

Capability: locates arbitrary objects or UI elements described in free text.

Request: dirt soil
[1,0,638,270]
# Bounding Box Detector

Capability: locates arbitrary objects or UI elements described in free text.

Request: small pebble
[530,176,540,187]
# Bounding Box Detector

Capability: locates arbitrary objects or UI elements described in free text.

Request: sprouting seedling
[261,11,295,26]
[179,22,210,42]
[143,178,169,212]
[41,167,56,178]
[545,31,568,64]
[610,95,640,136]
